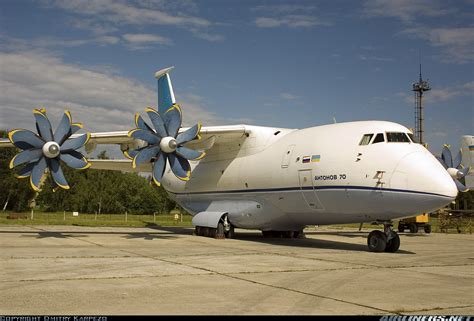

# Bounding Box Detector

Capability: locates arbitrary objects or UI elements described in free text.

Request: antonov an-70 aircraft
[1,67,469,253]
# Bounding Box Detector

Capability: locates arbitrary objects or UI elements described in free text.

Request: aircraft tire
[216,222,225,239]
[225,226,235,239]
[367,230,387,252]
[384,233,400,252]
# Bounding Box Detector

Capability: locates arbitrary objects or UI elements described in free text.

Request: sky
[0,0,473,157]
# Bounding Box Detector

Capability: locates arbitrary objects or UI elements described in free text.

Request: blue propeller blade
[135,113,154,132]
[48,158,70,189]
[33,109,54,141]
[61,133,90,151]
[128,128,161,145]
[132,145,161,168]
[145,108,168,138]
[152,152,167,186]
[455,179,468,192]
[176,123,201,144]
[9,148,43,169]
[60,151,90,169]
[54,111,72,145]
[9,129,45,149]
[30,157,47,191]
[453,150,462,169]
[71,123,83,135]
[441,145,453,168]
[176,146,205,161]
[16,162,36,178]
[168,153,191,181]
[164,105,182,138]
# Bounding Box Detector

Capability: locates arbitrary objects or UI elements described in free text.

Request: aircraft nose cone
[390,151,457,212]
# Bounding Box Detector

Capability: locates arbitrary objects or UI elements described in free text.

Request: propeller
[436,144,470,192]
[124,105,205,186]
[8,108,91,191]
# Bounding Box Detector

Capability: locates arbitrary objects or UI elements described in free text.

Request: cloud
[402,27,474,63]
[253,4,330,29]
[0,51,218,134]
[397,81,473,104]
[358,54,394,62]
[363,0,455,22]
[122,33,172,49]
[280,93,298,100]
[42,0,222,43]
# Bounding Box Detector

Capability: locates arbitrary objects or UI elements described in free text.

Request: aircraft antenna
[412,52,430,146]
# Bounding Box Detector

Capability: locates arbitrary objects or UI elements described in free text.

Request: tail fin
[154,66,176,115]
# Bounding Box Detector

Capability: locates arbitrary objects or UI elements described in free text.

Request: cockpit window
[359,134,374,145]
[407,133,417,143]
[372,133,385,144]
[386,132,411,143]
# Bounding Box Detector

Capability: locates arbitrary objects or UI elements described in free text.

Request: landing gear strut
[367,222,400,253]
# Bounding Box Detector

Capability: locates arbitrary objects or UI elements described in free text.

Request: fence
[0,210,193,227]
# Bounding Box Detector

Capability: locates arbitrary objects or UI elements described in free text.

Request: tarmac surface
[0,224,473,315]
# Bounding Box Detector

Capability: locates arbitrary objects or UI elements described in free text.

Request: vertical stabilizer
[154,66,176,115]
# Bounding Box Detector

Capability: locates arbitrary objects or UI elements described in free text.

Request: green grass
[0,210,193,228]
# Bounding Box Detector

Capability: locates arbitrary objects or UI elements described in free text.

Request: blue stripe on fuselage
[169,185,453,199]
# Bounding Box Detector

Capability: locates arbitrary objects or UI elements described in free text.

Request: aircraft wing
[0,125,250,171]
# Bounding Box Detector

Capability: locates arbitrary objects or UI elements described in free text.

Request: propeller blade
[33,109,54,141]
[60,133,91,151]
[145,108,168,138]
[8,129,45,149]
[30,157,47,191]
[16,162,36,179]
[132,145,161,168]
[459,166,471,177]
[435,156,448,169]
[164,104,182,138]
[168,153,191,181]
[156,68,176,115]
[176,146,205,161]
[71,123,83,134]
[455,179,469,192]
[453,149,462,169]
[60,151,90,170]
[128,128,160,145]
[441,145,453,168]
[54,111,72,145]
[48,158,70,189]
[135,113,153,132]
[176,123,201,144]
[9,148,43,169]
[152,152,167,186]
[123,146,146,160]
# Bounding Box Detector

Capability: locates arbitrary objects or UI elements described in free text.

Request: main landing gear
[194,216,235,239]
[367,222,400,253]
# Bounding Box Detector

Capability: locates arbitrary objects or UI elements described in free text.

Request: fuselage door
[281,145,295,168]
[298,169,324,210]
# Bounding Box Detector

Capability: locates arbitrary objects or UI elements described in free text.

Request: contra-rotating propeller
[124,105,205,186]
[8,108,91,191]
[437,144,470,192]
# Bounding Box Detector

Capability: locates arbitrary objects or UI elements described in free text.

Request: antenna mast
[412,57,431,145]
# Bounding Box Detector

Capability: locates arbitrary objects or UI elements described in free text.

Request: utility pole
[412,63,431,146]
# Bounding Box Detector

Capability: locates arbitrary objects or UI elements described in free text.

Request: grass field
[0,210,471,233]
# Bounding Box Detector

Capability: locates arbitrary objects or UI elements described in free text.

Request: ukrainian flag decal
[311,155,321,162]
[469,145,474,151]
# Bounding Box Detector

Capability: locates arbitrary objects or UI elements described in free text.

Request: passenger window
[372,133,385,144]
[387,132,410,143]
[359,134,374,145]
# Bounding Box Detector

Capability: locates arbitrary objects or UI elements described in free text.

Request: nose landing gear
[367,222,400,253]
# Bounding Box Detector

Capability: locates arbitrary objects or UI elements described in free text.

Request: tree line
[0,130,175,214]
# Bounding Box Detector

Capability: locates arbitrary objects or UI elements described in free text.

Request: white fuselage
[161,121,457,231]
